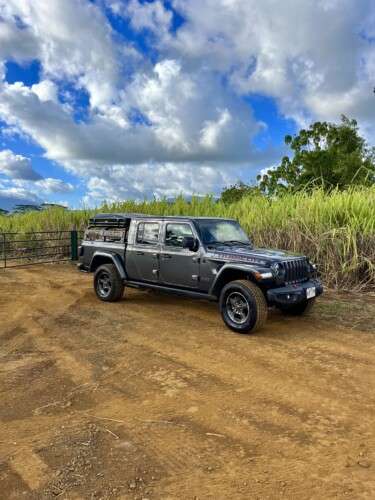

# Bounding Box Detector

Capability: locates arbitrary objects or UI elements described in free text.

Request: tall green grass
[1,187,374,290]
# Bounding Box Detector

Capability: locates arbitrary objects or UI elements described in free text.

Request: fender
[90,252,127,280]
[209,262,271,296]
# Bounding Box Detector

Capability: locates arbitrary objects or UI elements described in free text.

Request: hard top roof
[90,213,236,222]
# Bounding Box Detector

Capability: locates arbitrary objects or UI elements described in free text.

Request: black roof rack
[88,212,237,227]
[89,213,138,228]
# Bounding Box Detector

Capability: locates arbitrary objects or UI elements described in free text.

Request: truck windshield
[196,220,251,246]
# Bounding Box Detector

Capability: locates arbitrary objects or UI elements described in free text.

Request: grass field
[0,187,374,290]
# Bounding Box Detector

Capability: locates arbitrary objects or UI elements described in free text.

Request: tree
[13,204,42,213]
[40,203,67,210]
[220,182,260,204]
[257,116,375,196]
[0,208,9,215]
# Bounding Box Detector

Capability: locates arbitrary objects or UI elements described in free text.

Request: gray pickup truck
[78,213,322,333]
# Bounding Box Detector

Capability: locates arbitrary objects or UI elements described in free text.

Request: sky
[0,0,374,210]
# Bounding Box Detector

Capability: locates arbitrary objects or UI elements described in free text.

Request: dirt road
[0,264,375,499]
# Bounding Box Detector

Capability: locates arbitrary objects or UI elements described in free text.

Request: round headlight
[309,262,318,277]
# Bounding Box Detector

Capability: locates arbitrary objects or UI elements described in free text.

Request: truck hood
[205,245,304,267]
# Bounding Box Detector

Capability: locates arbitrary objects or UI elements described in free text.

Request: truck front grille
[283,258,309,283]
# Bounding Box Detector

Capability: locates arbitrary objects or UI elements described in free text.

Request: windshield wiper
[225,240,252,247]
[206,241,232,248]
[207,240,252,248]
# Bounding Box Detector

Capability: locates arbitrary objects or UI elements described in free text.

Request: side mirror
[182,236,198,251]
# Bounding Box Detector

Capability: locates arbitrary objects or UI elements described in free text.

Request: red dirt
[0,263,375,499]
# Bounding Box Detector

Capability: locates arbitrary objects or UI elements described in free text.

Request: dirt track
[1,264,375,499]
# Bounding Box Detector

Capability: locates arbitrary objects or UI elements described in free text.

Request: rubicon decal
[206,252,268,266]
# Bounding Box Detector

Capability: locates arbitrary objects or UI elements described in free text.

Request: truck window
[165,223,193,247]
[136,222,160,245]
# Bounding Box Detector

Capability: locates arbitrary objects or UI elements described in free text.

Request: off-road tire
[94,264,124,302]
[219,280,268,333]
[281,298,315,316]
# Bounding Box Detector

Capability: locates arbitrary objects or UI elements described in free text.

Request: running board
[124,280,217,301]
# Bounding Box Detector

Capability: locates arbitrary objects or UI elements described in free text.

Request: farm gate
[0,230,81,268]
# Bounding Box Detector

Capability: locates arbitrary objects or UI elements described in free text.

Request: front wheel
[94,264,124,302]
[219,280,268,334]
[281,298,315,316]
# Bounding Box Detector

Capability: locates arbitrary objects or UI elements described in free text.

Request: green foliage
[220,182,260,204]
[257,116,375,196]
[0,188,374,290]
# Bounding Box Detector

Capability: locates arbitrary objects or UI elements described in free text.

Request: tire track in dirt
[1,265,375,499]
[48,284,375,465]
[1,271,94,386]
[9,447,50,491]
[119,314,375,418]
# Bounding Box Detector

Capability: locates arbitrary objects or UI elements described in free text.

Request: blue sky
[0,0,374,211]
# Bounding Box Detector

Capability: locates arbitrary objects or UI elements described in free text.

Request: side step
[124,280,217,301]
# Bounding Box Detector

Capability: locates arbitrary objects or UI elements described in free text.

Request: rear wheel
[94,264,124,302]
[281,298,315,316]
[219,280,268,333]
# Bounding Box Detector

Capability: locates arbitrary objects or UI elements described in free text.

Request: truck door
[159,222,200,289]
[126,220,161,282]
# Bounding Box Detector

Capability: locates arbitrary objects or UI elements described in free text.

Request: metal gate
[0,230,79,268]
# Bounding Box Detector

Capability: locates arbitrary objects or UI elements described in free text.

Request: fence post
[70,229,78,261]
[2,233,5,269]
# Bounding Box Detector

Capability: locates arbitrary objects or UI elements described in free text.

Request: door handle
[161,254,172,259]
[136,251,144,255]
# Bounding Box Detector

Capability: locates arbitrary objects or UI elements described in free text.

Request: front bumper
[266,279,323,306]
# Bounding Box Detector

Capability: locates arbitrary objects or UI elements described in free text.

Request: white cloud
[1,0,118,109]
[0,14,40,61]
[0,148,74,211]
[0,61,261,166]
[83,161,235,205]
[31,80,58,103]
[166,0,375,133]
[200,109,232,150]
[111,0,172,35]
[0,184,42,211]
[0,0,374,205]
[0,149,42,180]
[35,177,74,194]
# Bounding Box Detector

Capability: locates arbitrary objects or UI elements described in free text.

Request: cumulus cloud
[0,0,117,108]
[0,175,74,210]
[0,0,374,205]
[0,183,42,211]
[0,61,260,166]
[83,161,238,206]
[0,148,74,211]
[31,80,58,103]
[166,0,375,132]
[35,177,74,194]
[0,14,40,61]
[0,149,42,180]
[109,0,172,35]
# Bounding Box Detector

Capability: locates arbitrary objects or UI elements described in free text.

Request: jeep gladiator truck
[78,213,323,333]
